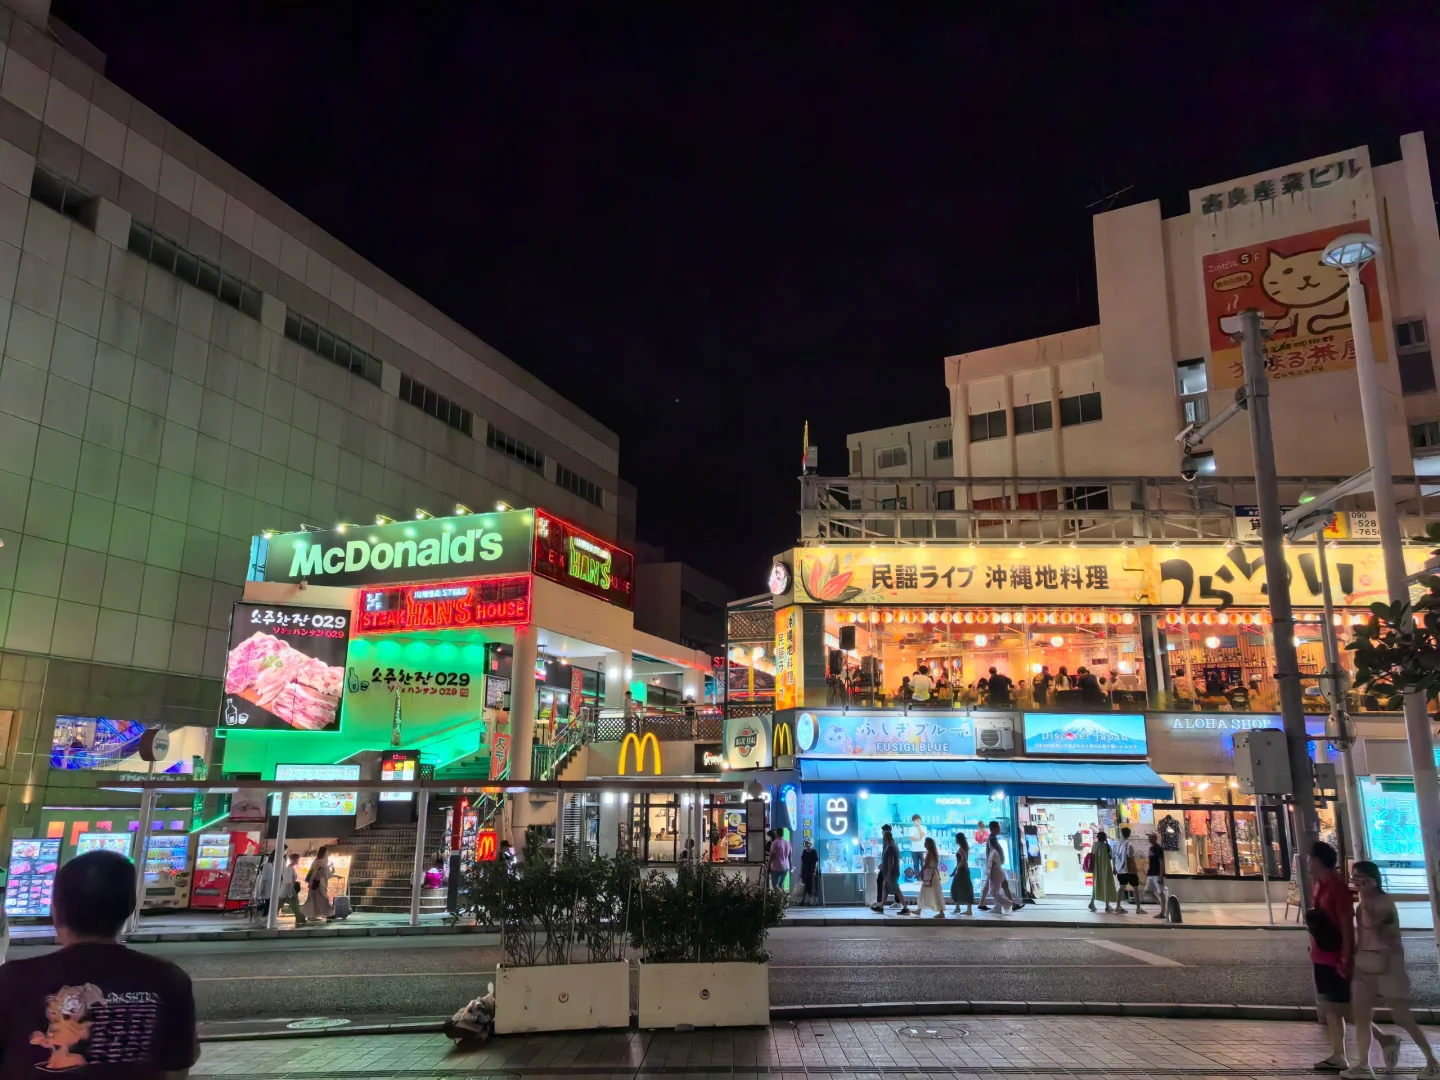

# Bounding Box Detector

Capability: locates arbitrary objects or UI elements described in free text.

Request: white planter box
[494,960,630,1034]
[637,962,769,1028]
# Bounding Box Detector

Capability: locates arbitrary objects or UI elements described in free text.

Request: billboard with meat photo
[221,603,351,732]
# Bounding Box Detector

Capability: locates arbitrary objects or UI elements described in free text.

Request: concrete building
[633,551,735,660]
[0,2,629,847]
[940,133,1440,488]
[845,418,952,479]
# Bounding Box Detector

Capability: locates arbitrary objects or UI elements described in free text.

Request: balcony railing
[800,474,1440,544]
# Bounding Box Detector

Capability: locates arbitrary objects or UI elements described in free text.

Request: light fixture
[1204,635,1220,649]
[1224,539,1236,550]
[414,508,434,520]
[454,502,473,516]
[1068,539,1077,549]
[1019,540,1027,550]
[299,524,321,533]
[1321,232,1381,270]
[751,646,764,659]
[335,522,357,533]
[1171,540,1181,549]
[968,540,977,549]
[495,500,512,511]
[975,634,987,647]
[261,528,277,538]
[375,514,396,525]
[858,788,869,799]
[1050,635,1063,647]
[1031,663,1043,673]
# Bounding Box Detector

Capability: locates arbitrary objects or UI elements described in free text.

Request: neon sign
[533,511,634,609]
[355,575,532,634]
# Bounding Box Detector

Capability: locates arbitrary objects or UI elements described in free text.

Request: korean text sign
[221,603,351,733]
[1202,220,1387,390]
[340,635,487,745]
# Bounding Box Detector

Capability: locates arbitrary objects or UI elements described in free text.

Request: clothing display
[1157,815,1181,852]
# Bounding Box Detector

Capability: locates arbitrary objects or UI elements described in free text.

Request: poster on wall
[1201,220,1388,390]
[774,607,798,710]
[1023,713,1148,756]
[4,838,61,917]
[221,603,351,733]
[270,763,360,816]
[230,789,268,823]
[722,712,772,770]
[795,710,976,758]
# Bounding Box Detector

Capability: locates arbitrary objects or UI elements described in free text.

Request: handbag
[1306,907,1342,954]
[1355,950,1387,975]
[921,865,936,886]
[1082,852,1094,872]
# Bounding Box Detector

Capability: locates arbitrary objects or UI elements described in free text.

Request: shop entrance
[1026,801,1098,897]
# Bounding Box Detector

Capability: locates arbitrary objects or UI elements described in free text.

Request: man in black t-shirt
[0,851,198,1080]
[985,667,1013,705]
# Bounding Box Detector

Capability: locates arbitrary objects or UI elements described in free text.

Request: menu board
[270,763,360,817]
[76,833,133,858]
[380,751,418,803]
[225,854,264,903]
[5,838,61,917]
[142,834,192,910]
[221,603,350,733]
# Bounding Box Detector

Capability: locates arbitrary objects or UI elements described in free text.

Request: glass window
[1176,359,1208,396]
[1397,318,1428,349]
[932,439,953,460]
[1399,351,1436,396]
[1411,420,1440,450]
[1013,401,1053,435]
[1360,778,1426,893]
[875,445,909,470]
[1059,392,1103,427]
[1156,806,1234,876]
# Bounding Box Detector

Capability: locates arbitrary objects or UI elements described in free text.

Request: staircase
[345,814,450,914]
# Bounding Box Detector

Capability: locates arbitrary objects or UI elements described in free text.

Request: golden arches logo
[618,732,661,775]
[773,722,794,758]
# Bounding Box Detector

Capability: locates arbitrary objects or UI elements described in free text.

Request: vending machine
[142,834,193,910]
[74,833,134,858]
[190,832,257,910]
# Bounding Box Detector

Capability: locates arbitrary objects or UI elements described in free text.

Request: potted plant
[462,849,635,1035]
[631,862,786,1029]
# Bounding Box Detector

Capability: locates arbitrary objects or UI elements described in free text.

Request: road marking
[1086,938,1184,967]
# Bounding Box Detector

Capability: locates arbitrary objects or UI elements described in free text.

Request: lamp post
[1322,232,1440,953]
[1313,529,1366,860]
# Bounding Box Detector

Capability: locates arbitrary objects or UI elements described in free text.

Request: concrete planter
[494,960,631,1034]
[637,962,769,1028]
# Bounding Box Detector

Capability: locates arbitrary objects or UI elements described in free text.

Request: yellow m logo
[618,731,661,775]
[773,722,793,757]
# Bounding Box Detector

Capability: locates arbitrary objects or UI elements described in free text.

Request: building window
[1059,391,1103,427]
[1012,401,1053,435]
[968,410,1007,443]
[397,372,472,435]
[487,424,545,474]
[1396,318,1435,396]
[880,496,908,510]
[936,489,955,510]
[1183,396,1210,425]
[875,445,909,470]
[31,166,92,222]
[932,439,953,460]
[850,448,862,474]
[1176,358,1208,396]
[284,310,383,388]
[129,222,262,320]
[556,463,603,507]
[1411,420,1440,450]
[1062,485,1110,511]
[1190,449,1217,475]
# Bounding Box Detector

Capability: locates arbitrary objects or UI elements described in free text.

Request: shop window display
[821,607,1147,710]
[1360,779,1426,893]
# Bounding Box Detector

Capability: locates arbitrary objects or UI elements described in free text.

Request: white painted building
[845,417,952,478]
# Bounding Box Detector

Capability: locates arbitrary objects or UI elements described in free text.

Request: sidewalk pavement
[7,897,1432,946]
[191,1015,1440,1077]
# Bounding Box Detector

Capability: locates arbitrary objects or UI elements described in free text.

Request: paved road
[11,925,1440,1024]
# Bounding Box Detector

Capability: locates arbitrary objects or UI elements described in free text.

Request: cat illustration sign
[1203,220,1387,389]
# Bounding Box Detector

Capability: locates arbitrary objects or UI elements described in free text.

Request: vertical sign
[774,607,797,710]
[570,666,585,711]
[489,733,511,780]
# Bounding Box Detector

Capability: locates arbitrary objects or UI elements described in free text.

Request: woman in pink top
[767,830,792,891]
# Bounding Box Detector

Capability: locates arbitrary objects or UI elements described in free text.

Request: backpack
[1082,852,1094,872]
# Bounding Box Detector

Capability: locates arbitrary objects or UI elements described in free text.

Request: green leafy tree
[1347,524,1440,707]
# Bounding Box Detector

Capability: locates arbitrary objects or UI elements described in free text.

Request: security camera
[1180,453,1199,483]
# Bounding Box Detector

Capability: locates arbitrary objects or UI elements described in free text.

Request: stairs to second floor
[344,812,450,915]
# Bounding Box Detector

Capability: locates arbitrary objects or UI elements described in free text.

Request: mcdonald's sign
[476,829,498,862]
[773,721,794,758]
[618,731,661,775]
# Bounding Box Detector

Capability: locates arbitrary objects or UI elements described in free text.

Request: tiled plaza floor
[193,1015,1440,1077]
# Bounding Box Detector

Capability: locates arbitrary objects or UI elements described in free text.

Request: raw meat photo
[224,632,344,730]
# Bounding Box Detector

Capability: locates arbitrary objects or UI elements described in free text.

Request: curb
[12,923,498,948]
[777,916,1307,932]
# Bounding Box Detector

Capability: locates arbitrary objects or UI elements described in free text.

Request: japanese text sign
[1201,220,1387,390]
[774,607,798,710]
[795,710,977,759]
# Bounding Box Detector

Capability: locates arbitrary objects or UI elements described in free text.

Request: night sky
[52,4,1440,594]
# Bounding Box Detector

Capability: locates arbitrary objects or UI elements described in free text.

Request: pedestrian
[917,837,946,918]
[978,821,1016,913]
[1112,826,1145,914]
[909,813,928,878]
[1076,666,1104,706]
[0,851,199,1078]
[768,829,792,891]
[800,839,819,905]
[710,828,728,863]
[301,846,335,922]
[1309,843,1401,1073]
[424,856,446,889]
[680,838,696,862]
[872,824,910,915]
[950,831,974,916]
[1143,832,1168,917]
[279,851,306,925]
[1089,830,1118,913]
[252,851,273,923]
[899,675,913,709]
[1345,860,1440,1078]
[986,666,1013,704]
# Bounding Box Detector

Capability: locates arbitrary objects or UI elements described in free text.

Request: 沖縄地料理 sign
[256,511,534,588]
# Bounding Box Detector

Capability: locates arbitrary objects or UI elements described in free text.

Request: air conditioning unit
[973,716,1016,754]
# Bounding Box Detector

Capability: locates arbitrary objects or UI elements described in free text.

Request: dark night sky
[51,4,1440,595]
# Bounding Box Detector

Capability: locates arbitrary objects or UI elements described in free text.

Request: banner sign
[1023,713,1148,756]
[270,763,360,817]
[356,575,532,634]
[774,607,798,710]
[792,543,1417,611]
[723,711,772,770]
[795,709,976,758]
[222,603,350,732]
[533,511,635,609]
[489,733,511,780]
[257,510,534,588]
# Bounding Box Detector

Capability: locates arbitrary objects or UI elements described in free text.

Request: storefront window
[1360,778,1425,893]
[625,794,680,862]
[820,607,1147,710]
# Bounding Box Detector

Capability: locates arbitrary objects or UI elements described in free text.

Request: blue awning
[797,758,1174,800]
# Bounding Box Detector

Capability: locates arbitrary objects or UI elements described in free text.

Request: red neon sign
[355,575,532,634]
[476,830,498,861]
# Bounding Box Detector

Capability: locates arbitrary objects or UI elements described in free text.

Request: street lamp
[1321,232,1440,954]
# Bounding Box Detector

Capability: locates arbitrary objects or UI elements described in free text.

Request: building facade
[846,418,953,479]
[633,555,735,659]
[0,1,628,853]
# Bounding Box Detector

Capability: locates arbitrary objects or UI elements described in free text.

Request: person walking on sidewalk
[301,846,335,922]
[1342,860,1436,1079]
[950,831,974,916]
[279,852,306,925]
[1143,832,1167,917]
[1088,830,1118,913]
[916,837,946,918]
[1112,826,1145,914]
[1308,841,1400,1073]
[909,814,928,878]
[978,821,1016,913]
[800,839,819,905]
[767,829,792,891]
[873,824,910,915]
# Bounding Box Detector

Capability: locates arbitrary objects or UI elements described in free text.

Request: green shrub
[630,862,786,964]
